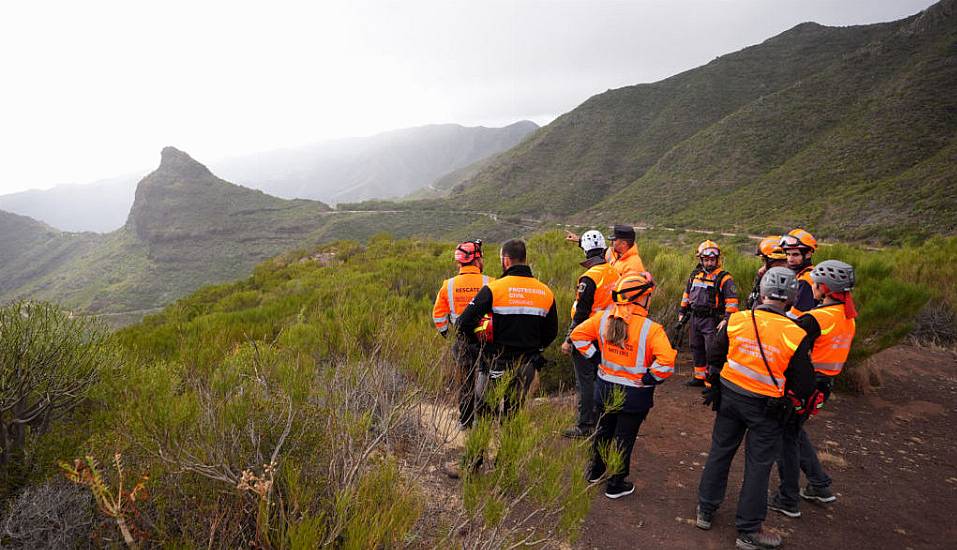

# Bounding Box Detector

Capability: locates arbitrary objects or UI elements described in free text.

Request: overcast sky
[0,0,937,194]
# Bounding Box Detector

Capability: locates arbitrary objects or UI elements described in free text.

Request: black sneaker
[686,378,706,387]
[768,492,801,518]
[800,484,836,503]
[695,505,713,530]
[735,530,782,549]
[604,480,635,499]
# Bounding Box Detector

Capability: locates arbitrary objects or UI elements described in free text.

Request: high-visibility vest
[570,307,675,389]
[721,310,807,398]
[606,243,646,277]
[432,266,491,332]
[570,263,619,319]
[805,304,856,376]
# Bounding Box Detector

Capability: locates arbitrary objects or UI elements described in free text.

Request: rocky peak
[156,146,214,179]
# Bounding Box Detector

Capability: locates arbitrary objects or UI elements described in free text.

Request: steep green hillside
[0,211,99,296]
[436,0,956,243]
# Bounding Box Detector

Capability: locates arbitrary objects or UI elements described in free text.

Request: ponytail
[603,315,630,348]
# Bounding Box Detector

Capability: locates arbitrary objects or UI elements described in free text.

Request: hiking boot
[800,484,836,503]
[604,480,635,499]
[735,530,782,550]
[562,425,593,439]
[686,378,706,387]
[768,492,801,518]
[695,505,713,530]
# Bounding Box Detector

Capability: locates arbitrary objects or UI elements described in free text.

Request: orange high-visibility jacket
[721,309,808,398]
[804,304,856,376]
[432,266,492,333]
[570,262,619,319]
[570,306,676,388]
[606,243,646,277]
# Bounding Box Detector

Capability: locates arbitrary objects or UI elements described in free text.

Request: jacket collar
[458,265,482,275]
[754,303,788,316]
[610,243,637,261]
[502,264,534,278]
[580,254,607,269]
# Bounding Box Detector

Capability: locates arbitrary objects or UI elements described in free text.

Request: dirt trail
[573,345,957,549]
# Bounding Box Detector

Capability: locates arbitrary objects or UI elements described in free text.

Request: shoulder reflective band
[447,277,456,318]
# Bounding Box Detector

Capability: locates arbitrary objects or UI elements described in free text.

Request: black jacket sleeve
[565,276,596,341]
[541,300,559,350]
[793,281,817,313]
[456,286,492,343]
[707,323,730,373]
[794,314,821,348]
[784,336,816,400]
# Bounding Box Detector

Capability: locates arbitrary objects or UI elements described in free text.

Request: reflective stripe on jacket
[680,267,739,316]
[570,262,619,319]
[606,243,646,277]
[805,304,856,376]
[570,305,676,389]
[431,265,491,332]
[721,309,807,398]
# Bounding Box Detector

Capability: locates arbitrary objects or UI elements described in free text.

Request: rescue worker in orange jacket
[780,229,818,316]
[560,230,620,438]
[679,241,739,386]
[745,236,787,310]
[605,224,646,276]
[432,240,493,429]
[696,267,816,550]
[571,273,676,499]
[565,225,646,276]
[769,260,857,518]
[458,239,559,419]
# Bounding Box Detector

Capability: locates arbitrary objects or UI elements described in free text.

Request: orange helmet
[756,235,786,260]
[780,228,817,251]
[612,272,655,304]
[696,240,720,258]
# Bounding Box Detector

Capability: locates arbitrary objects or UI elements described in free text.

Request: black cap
[608,224,636,241]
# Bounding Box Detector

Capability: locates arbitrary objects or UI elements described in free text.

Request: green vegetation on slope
[3,231,954,546]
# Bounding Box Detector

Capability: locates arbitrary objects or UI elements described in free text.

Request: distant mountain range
[0,121,537,233]
[0,148,520,320]
[414,0,956,243]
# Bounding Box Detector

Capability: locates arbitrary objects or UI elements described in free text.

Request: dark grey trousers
[571,350,597,430]
[690,314,718,379]
[777,421,832,505]
[698,388,784,534]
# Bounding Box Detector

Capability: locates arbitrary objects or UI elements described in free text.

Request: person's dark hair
[501,239,527,263]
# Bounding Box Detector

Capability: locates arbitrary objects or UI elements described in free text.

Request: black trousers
[571,350,598,430]
[452,341,480,428]
[698,388,784,534]
[591,407,650,485]
[777,419,832,505]
[474,360,536,420]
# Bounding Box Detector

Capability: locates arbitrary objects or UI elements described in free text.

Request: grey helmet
[760,266,799,303]
[810,260,855,292]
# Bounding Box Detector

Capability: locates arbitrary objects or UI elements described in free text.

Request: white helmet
[580,230,606,253]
